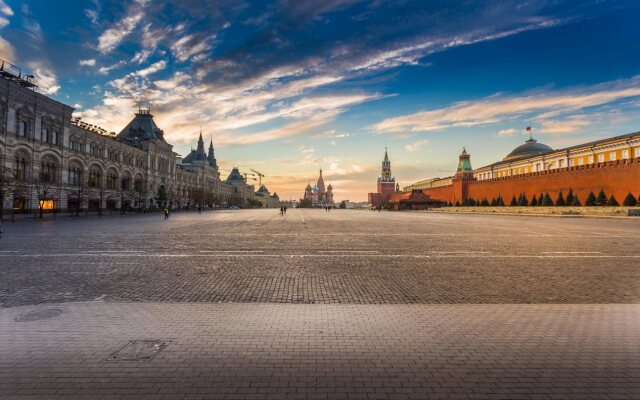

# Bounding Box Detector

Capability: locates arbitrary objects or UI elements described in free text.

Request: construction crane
[250,169,265,186]
[242,172,256,183]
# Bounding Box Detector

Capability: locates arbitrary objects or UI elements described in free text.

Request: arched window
[15,154,28,181]
[68,162,82,186]
[18,120,28,137]
[106,170,118,190]
[134,177,143,193]
[40,157,57,183]
[88,166,102,188]
[121,175,131,191]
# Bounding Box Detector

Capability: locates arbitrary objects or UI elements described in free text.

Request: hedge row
[449,189,639,207]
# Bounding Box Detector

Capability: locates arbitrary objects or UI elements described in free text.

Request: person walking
[164,207,169,220]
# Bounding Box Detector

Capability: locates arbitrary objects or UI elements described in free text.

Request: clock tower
[369,147,397,207]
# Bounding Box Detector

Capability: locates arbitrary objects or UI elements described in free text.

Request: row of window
[67,138,145,168]
[15,157,143,192]
[479,147,640,180]
[18,120,61,145]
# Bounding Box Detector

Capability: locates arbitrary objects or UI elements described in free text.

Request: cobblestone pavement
[1,209,640,306]
[2,302,640,400]
[1,210,640,399]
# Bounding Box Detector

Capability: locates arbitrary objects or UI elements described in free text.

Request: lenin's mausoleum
[370,132,640,209]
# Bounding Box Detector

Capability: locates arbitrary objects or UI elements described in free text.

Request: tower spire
[196,128,206,159]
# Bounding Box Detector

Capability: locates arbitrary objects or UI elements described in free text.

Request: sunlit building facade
[0,66,254,215]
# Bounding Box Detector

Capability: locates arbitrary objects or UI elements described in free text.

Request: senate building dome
[503,137,553,161]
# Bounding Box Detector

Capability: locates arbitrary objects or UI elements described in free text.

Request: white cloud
[131,49,152,64]
[27,61,59,94]
[496,128,518,138]
[79,59,96,67]
[0,15,9,29]
[171,34,215,63]
[537,115,592,135]
[374,76,640,134]
[0,35,14,60]
[404,139,429,152]
[0,0,13,16]
[133,60,167,77]
[98,60,126,75]
[84,9,98,25]
[97,0,148,54]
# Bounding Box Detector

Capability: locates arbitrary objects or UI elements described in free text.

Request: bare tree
[34,171,54,219]
[0,163,16,222]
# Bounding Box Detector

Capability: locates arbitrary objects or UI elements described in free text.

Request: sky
[1,0,640,201]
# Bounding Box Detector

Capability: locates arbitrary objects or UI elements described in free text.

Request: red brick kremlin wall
[421,158,640,204]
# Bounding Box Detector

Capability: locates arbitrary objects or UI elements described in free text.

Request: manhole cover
[107,340,171,361]
[14,308,63,322]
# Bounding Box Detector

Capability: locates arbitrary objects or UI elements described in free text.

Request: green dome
[504,138,553,161]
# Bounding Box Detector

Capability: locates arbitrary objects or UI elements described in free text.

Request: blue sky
[1,0,639,201]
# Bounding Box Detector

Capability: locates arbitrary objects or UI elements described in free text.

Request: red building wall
[420,158,640,205]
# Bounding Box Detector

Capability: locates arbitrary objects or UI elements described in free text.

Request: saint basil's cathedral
[303,169,334,206]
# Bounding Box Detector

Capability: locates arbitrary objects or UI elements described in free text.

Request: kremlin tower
[368,148,397,207]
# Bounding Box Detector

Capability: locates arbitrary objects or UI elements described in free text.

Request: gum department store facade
[0,65,261,215]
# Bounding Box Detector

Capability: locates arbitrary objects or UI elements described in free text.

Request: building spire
[384,147,389,162]
[196,128,206,159]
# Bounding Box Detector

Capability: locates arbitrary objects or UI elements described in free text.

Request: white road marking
[3,254,640,259]
[542,251,602,254]
[198,250,264,253]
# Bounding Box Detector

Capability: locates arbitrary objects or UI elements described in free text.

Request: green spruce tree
[518,193,529,206]
[596,188,607,206]
[555,191,565,206]
[565,189,574,206]
[537,192,545,206]
[530,194,538,206]
[510,195,518,206]
[481,197,490,206]
[571,195,581,206]
[585,191,597,206]
[607,195,619,206]
[623,193,637,206]
[542,192,554,206]
[497,196,505,206]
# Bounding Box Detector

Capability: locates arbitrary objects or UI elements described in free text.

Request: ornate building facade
[368,148,399,207]
[303,169,334,206]
[0,65,255,215]
[391,132,640,207]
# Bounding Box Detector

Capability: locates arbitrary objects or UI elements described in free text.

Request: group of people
[323,205,333,212]
[279,205,288,216]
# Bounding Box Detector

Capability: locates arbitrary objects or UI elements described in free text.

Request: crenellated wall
[419,157,640,205]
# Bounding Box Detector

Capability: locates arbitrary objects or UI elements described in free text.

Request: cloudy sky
[1,0,639,201]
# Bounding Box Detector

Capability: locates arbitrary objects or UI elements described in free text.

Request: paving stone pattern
[2,210,640,399]
[2,302,640,400]
[1,210,639,306]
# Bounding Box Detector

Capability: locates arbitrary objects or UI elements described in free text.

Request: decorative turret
[316,169,326,193]
[379,147,394,183]
[207,138,217,167]
[116,108,166,145]
[456,147,473,178]
[195,132,206,160]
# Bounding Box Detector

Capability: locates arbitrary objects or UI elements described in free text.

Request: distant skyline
[1,0,639,201]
